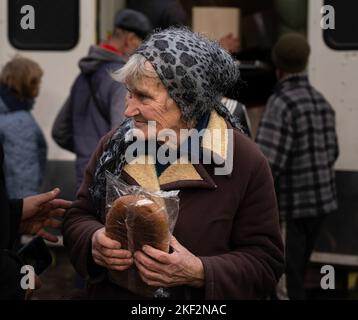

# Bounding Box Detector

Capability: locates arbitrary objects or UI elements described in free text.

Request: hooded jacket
[68,45,127,188]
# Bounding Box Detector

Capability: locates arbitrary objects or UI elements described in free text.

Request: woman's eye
[126,87,149,102]
[138,94,147,101]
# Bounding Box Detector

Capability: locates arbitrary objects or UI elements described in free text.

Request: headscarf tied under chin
[91,28,242,215]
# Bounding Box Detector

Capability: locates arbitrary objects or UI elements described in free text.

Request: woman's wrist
[189,256,205,288]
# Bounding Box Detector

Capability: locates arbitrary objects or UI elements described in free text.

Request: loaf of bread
[105,194,170,253]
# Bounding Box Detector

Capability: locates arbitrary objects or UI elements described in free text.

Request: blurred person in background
[0,141,71,300]
[52,9,152,189]
[256,33,339,300]
[127,0,241,53]
[127,0,188,30]
[0,56,47,199]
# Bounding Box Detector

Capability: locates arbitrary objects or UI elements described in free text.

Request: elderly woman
[63,28,284,300]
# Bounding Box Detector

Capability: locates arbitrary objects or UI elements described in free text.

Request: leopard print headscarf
[136,27,241,127]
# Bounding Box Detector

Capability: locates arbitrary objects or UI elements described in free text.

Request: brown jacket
[63,111,284,300]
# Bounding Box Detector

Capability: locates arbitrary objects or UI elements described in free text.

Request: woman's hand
[21,188,72,242]
[91,228,133,271]
[134,235,205,288]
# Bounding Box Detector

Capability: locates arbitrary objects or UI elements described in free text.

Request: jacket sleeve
[327,108,339,167]
[0,201,25,300]
[255,96,293,180]
[62,134,110,279]
[199,157,284,299]
[1,192,23,248]
[1,144,23,247]
[8,199,23,245]
[1,157,25,299]
[0,250,26,300]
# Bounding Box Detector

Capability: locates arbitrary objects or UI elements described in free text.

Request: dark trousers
[285,216,326,300]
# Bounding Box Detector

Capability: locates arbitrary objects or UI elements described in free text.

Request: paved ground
[31,246,77,300]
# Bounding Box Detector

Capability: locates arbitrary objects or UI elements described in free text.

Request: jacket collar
[275,73,309,93]
[100,43,123,56]
[122,111,231,191]
[0,85,34,113]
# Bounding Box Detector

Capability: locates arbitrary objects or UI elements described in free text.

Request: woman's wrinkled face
[124,65,186,141]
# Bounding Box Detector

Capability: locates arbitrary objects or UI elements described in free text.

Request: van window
[323,0,358,50]
[8,0,79,51]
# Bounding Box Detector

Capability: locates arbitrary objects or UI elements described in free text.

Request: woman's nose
[124,98,140,117]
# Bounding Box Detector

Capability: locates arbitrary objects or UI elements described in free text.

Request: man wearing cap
[256,33,339,300]
[63,28,284,300]
[52,9,152,188]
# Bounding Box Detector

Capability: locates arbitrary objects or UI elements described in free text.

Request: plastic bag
[104,171,180,298]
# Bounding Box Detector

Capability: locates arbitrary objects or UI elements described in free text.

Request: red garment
[100,43,123,56]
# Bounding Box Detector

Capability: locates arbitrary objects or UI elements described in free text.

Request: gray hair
[112,54,159,84]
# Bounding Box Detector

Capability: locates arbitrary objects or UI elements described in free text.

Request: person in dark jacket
[0,144,71,300]
[63,28,284,300]
[0,56,47,198]
[127,0,188,30]
[256,34,339,300]
[126,0,241,53]
[52,9,152,188]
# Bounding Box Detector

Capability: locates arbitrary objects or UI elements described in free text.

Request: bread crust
[105,195,170,252]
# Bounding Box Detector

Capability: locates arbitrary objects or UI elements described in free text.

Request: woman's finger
[103,256,133,267]
[134,251,164,273]
[97,230,121,249]
[110,264,132,272]
[33,188,60,207]
[48,208,67,218]
[137,266,167,287]
[37,229,58,242]
[49,199,72,210]
[101,247,132,260]
[44,218,62,229]
[135,259,163,282]
[92,252,106,268]
[142,245,171,264]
